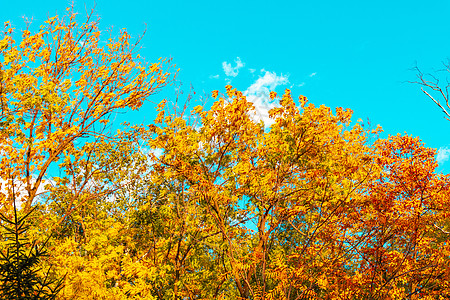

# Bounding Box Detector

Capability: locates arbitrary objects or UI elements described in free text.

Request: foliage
[1,7,450,300]
[0,195,64,299]
[0,5,174,212]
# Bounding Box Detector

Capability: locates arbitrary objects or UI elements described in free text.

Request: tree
[412,62,450,121]
[9,83,447,299]
[3,6,450,299]
[0,5,174,213]
[345,134,450,299]
[145,86,383,298]
[132,86,450,299]
[0,185,64,299]
[0,6,174,299]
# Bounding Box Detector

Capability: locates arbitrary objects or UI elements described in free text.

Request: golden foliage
[1,7,449,300]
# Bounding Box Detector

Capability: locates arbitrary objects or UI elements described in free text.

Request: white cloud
[437,147,450,165]
[309,72,317,77]
[244,70,289,128]
[209,74,219,79]
[149,147,163,158]
[222,57,244,77]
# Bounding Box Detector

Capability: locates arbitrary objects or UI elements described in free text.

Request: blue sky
[3,0,450,172]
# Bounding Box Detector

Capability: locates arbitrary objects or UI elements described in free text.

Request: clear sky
[2,0,450,173]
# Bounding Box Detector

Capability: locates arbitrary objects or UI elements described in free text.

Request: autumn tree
[130,86,450,299]
[349,135,450,299]
[24,83,450,299]
[0,5,174,213]
[3,6,450,299]
[0,6,174,299]
[142,86,382,298]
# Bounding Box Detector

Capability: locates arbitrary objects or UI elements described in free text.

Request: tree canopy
[1,7,450,300]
